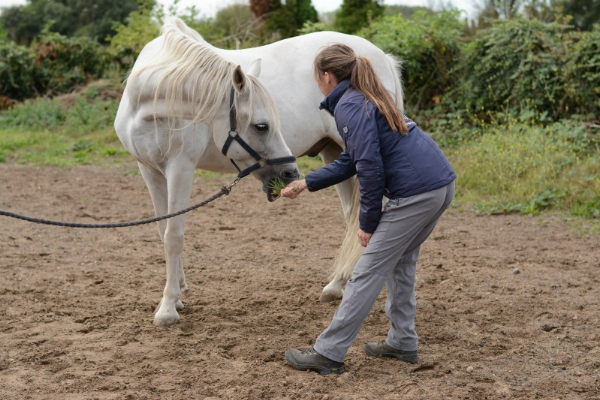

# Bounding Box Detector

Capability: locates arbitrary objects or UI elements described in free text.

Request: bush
[32,31,112,96]
[1,98,66,130]
[0,41,39,100]
[563,26,600,120]
[359,10,465,112]
[0,31,111,102]
[449,18,570,122]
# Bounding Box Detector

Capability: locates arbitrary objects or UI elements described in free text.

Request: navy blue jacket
[306,79,456,233]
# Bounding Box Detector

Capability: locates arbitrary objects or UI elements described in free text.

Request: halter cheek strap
[221,86,296,178]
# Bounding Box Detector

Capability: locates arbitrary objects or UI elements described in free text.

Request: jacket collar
[319,79,351,116]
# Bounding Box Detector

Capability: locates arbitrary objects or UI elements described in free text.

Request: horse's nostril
[282,170,296,180]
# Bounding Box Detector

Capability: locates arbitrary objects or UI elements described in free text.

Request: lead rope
[0,177,241,228]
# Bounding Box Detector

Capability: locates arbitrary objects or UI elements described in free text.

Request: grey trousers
[314,181,455,363]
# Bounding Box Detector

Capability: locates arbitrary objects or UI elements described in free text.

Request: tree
[107,0,161,57]
[558,0,600,30]
[0,0,143,45]
[359,10,464,111]
[199,4,262,49]
[251,0,319,40]
[250,0,271,19]
[335,0,384,34]
[0,4,45,45]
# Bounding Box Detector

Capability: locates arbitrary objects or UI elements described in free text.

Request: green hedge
[0,32,113,101]
[359,10,464,112]
[449,19,600,123]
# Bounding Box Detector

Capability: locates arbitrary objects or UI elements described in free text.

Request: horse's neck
[128,35,233,124]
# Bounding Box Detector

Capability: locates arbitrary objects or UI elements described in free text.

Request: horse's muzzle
[264,166,300,202]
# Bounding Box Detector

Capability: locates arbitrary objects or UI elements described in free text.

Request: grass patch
[296,155,325,176]
[0,95,131,166]
[447,119,600,219]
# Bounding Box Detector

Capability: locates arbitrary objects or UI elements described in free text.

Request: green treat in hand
[268,177,286,196]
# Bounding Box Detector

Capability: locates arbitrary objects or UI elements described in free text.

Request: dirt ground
[1,163,599,400]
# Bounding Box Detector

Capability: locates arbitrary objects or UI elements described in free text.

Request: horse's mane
[128,18,279,132]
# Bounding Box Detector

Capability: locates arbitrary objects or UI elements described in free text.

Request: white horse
[114,18,299,327]
[115,18,404,326]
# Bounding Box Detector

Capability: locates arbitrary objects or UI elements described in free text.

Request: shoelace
[301,347,318,355]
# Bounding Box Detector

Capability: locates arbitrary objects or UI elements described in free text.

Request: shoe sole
[364,344,418,364]
[284,350,344,375]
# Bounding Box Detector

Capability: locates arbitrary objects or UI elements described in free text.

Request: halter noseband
[221,86,296,178]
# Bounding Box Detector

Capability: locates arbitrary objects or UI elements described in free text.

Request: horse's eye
[255,124,269,132]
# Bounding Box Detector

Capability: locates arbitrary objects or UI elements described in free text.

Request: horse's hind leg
[318,143,364,302]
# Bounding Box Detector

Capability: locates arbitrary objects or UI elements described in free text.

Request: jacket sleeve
[339,101,385,234]
[305,151,356,192]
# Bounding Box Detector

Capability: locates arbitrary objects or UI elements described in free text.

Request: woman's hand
[280,179,307,199]
[357,229,372,247]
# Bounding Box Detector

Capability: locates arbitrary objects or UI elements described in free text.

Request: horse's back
[261,31,399,89]
[209,31,403,154]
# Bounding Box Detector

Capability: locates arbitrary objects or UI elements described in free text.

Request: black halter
[221,87,296,178]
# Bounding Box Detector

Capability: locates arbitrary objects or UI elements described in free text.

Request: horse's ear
[247,58,262,78]
[233,65,247,92]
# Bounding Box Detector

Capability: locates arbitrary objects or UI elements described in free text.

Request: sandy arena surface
[1,164,599,399]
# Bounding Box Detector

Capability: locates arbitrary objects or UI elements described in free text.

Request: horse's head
[213,59,300,202]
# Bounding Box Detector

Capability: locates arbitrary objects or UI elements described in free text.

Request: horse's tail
[327,178,363,283]
[385,53,405,112]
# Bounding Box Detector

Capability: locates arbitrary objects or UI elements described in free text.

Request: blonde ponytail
[314,44,407,135]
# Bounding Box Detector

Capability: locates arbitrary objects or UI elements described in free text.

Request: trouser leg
[385,247,419,351]
[314,264,389,362]
[386,181,455,350]
[314,182,455,362]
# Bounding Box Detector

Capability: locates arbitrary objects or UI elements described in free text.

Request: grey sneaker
[364,341,418,363]
[285,347,344,375]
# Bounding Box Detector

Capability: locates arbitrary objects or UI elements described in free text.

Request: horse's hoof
[319,289,343,303]
[176,300,184,310]
[153,312,180,327]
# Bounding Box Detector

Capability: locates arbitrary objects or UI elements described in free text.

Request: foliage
[261,0,319,40]
[106,0,162,62]
[195,4,262,49]
[335,0,384,34]
[384,5,433,17]
[0,93,127,166]
[447,118,600,217]
[449,18,569,121]
[0,21,7,41]
[0,4,44,45]
[0,41,38,100]
[1,98,66,130]
[33,31,112,96]
[298,21,327,35]
[0,0,142,45]
[558,0,600,30]
[250,0,271,19]
[0,31,111,101]
[359,10,465,112]
[448,17,600,123]
[562,26,600,118]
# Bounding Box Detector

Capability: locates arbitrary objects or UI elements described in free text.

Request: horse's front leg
[153,161,196,327]
[139,163,187,314]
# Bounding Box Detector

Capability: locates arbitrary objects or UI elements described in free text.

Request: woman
[281,44,456,375]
